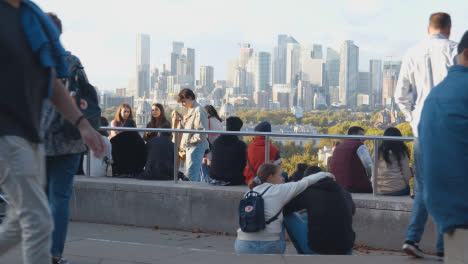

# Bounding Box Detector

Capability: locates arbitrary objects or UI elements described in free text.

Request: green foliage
[102,106,117,122]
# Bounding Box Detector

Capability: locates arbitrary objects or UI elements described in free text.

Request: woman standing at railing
[144,103,171,143]
[109,103,133,139]
[373,127,412,196]
[235,164,334,254]
[172,89,209,182]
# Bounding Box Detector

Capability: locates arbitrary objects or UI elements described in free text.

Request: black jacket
[110,131,146,176]
[137,135,174,180]
[209,135,247,185]
[284,178,356,254]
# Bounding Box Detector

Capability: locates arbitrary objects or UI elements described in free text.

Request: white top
[83,136,112,177]
[394,34,458,137]
[356,145,372,178]
[237,172,333,241]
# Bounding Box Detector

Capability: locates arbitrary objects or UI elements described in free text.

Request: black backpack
[52,57,101,140]
[238,185,282,232]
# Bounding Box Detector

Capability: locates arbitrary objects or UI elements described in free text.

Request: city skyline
[35,0,468,91]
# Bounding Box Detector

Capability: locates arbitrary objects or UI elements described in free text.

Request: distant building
[254,90,269,109]
[339,40,359,108]
[219,101,235,120]
[135,96,152,128]
[136,33,150,98]
[382,70,397,106]
[115,88,126,97]
[200,66,214,92]
[101,94,134,110]
[357,93,370,106]
[369,59,383,107]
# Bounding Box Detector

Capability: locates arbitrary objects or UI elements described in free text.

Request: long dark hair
[149,103,170,128]
[204,105,222,122]
[379,127,409,167]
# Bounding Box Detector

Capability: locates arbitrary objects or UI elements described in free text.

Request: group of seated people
[82,88,412,199]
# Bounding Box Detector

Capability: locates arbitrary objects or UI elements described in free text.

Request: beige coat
[180,101,208,150]
[373,151,412,194]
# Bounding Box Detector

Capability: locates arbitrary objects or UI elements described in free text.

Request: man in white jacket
[394,12,458,260]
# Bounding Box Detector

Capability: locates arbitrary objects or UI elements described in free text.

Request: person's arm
[356,145,372,178]
[189,108,208,145]
[394,56,415,123]
[278,172,334,206]
[108,120,119,140]
[49,72,105,157]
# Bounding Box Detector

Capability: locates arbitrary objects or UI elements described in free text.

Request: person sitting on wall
[329,126,373,193]
[137,124,175,180]
[283,166,355,255]
[208,116,246,185]
[243,121,281,185]
[110,119,146,177]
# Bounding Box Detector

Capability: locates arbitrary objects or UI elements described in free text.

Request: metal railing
[86,126,414,196]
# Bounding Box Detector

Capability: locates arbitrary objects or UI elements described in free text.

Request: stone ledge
[71,176,437,252]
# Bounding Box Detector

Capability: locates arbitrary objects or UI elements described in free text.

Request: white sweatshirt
[237,172,333,241]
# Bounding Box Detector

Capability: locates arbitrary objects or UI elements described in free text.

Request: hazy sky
[36,0,467,92]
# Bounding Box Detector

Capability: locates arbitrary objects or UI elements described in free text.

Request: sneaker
[435,252,444,261]
[402,240,424,258]
[52,257,70,264]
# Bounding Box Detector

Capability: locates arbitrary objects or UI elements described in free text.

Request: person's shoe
[435,252,444,261]
[402,240,424,258]
[52,257,70,264]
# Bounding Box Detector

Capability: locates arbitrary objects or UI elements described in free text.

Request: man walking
[394,12,458,259]
[0,1,105,264]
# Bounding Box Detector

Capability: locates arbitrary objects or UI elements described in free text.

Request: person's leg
[382,186,410,196]
[403,139,427,257]
[0,136,53,264]
[284,212,315,254]
[46,154,81,259]
[186,143,206,182]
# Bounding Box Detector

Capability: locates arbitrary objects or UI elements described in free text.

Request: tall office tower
[171,41,184,55]
[272,34,288,84]
[326,48,340,87]
[383,60,402,80]
[234,67,247,95]
[239,43,254,67]
[297,80,314,111]
[339,40,359,108]
[115,88,126,97]
[357,71,370,95]
[226,59,239,87]
[150,68,159,90]
[382,70,397,106]
[369,59,383,107]
[312,44,323,59]
[182,48,195,88]
[167,76,178,94]
[200,66,214,91]
[286,42,301,87]
[136,33,150,98]
[246,52,271,93]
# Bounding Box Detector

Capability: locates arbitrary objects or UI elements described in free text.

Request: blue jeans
[382,186,410,196]
[234,231,286,254]
[405,140,444,253]
[46,154,81,257]
[185,142,207,182]
[284,212,353,255]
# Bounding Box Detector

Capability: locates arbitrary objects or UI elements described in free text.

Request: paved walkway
[0,222,440,264]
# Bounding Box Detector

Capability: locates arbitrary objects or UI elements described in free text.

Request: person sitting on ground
[327,141,341,172]
[110,119,146,177]
[283,166,355,255]
[144,103,171,143]
[83,117,113,176]
[208,116,246,185]
[109,103,133,139]
[203,105,223,177]
[137,124,174,180]
[235,164,334,254]
[243,121,282,185]
[289,163,308,182]
[329,126,373,193]
[373,127,412,196]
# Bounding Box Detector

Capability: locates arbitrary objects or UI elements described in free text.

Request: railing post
[265,135,270,164]
[372,139,378,196]
[86,149,91,176]
[173,133,179,184]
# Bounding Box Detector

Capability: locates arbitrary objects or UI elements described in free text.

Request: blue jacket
[419,65,468,233]
[20,0,69,97]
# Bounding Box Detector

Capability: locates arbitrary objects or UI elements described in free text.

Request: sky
[35,0,468,92]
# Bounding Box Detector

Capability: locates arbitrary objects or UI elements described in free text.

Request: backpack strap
[247,159,256,177]
[259,185,282,225]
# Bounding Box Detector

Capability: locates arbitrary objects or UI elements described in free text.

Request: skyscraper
[382,70,397,106]
[182,47,195,88]
[247,52,271,93]
[369,59,383,107]
[239,44,253,67]
[357,71,370,95]
[339,40,359,108]
[200,66,214,91]
[150,68,159,90]
[273,35,298,85]
[171,41,184,55]
[226,59,239,87]
[326,48,340,87]
[312,44,323,59]
[136,33,150,98]
[286,42,301,86]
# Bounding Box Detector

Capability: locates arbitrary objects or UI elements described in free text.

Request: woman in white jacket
[235,163,334,254]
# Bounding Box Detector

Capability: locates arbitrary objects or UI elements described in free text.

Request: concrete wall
[70,176,438,252]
